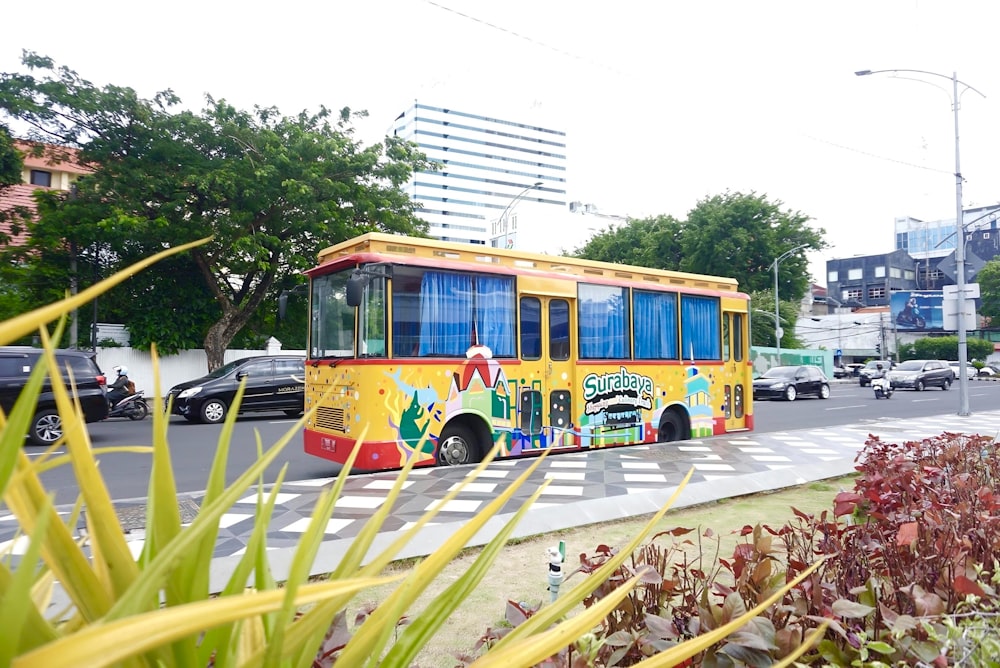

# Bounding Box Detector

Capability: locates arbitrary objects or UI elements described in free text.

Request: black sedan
[753,365,831,401]
[166,355,305,423]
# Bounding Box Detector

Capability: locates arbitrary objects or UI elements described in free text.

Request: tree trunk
[202,319,232,372]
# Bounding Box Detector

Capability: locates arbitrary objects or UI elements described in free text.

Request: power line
[420,0,624,75]
[803,134,952,175]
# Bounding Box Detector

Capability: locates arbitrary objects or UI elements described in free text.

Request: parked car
[978,364,1000,377]
[165,355,305,424]
[887,359,955,391]
[845,363,865,377]
[0,346,109,445]
[858,360,896,387]
[832,365,852,379]
[752,365,831,401]
[947,360,977,381]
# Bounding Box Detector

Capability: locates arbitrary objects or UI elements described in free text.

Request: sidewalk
[4,408,1000,596]
[206,408,1000,590]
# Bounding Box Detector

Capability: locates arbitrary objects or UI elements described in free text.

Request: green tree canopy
[909,335,993,362]
[0,124,19,188]
[679,191,824,300]
[573,215,683,268]
[977,258,1000,328]
[0,52,431,367]
[576,191,825,304]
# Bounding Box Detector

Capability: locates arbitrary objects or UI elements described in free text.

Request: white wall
[96,344,306,397]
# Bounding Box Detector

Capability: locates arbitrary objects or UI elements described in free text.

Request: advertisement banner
[890,290,944,332]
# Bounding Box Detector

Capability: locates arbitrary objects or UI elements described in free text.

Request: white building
[389,102,568,246]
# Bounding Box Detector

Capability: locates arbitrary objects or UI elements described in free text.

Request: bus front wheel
[657,410,686,443]
[437,424,481,466]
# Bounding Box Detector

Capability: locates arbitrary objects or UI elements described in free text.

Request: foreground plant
[0,243,822,666]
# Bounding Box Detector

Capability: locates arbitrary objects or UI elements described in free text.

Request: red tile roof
[0,184,40,246]
[1,141,90,246]
[14,140,90,174]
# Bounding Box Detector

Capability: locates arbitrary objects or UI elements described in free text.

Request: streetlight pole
[769,243,808,364]
[855,68,985,416]
[493,181,543,249]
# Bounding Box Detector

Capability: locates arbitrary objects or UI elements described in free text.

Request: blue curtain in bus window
[634,291,678,359]
[475,275,515,357]
[418,272,473,356]
[680,295,721,360]
[579,284,628,359]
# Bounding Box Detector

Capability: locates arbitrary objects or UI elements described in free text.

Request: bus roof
[316,232,741,293]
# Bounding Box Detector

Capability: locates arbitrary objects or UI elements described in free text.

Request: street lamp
[856,68,985,416]
[492,181,543,249]
[769,243,808,363]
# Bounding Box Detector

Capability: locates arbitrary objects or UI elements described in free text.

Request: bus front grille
[316,406,346,432]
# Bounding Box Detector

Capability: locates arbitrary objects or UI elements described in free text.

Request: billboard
[890,291,944,332]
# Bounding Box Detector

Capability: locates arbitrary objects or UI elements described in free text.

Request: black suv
[887,359,955,391]
[166,355,305,424]
[0,346,109,445]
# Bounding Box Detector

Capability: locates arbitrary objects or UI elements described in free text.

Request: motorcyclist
[107,365,132,406]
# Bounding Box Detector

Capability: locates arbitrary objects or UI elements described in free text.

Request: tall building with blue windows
[389,102,568,246]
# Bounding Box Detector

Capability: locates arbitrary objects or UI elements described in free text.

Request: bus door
[722,309,748,431]
[518,294,577,451]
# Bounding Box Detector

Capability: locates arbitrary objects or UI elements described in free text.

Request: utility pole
[880,313,888,361]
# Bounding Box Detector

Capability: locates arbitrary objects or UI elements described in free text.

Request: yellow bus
[304,233,752,470]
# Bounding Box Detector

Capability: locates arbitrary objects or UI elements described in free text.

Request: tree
[911,335,993,362]
[575,192,825,304]
[0,124,32,331]
[978,258,1000,327]
[574,215,683,268]
[0,124,19,188]
[680,191,825,301]
[0,52,431,368]
[748,289,805,349]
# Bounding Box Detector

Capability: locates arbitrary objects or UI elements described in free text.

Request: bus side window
[549,299,570,360]
[723,314,731,361]
[733,313,744,361]
[520,297,541,360]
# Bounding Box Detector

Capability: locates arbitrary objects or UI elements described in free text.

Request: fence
[750,346,834,378]
[95,338,305,397]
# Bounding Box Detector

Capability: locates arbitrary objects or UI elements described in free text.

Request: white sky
[5,0,1000,285]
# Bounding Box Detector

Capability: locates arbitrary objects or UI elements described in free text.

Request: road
[22,379,1000,505]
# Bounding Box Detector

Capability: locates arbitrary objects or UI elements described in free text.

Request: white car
[947,361,977,381]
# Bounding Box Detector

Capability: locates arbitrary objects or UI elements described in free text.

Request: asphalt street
[5,397,1000,597]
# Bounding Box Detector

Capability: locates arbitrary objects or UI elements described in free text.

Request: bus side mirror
[346,272,366,308]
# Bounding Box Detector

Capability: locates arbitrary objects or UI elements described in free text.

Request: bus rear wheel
[437,424,481,466]
[657,410,686,443]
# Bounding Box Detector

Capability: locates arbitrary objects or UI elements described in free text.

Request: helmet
[876,363,883,370]
[114,365,128,376]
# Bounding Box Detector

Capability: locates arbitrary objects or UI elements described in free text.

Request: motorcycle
[896,306,926,329]
[871,376,894,399]
[107,391,149,420]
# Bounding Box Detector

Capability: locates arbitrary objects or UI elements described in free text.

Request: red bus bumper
[304,429,435,471]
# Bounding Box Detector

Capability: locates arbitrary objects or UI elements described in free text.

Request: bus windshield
[310,268,357,359]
